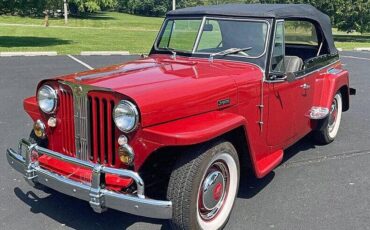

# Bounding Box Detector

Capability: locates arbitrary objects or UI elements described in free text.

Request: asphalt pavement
[0,52,369,230]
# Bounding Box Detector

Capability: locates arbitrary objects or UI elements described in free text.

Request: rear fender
[314,69,349,110]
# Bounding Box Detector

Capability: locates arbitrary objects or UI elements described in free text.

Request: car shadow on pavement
[283,134,317,164]
[14,187,169,229]
[237,134,317,200]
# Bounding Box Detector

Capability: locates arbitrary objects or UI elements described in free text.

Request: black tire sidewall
[168,140,240,230]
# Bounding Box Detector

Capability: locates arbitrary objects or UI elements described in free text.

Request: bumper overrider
[6,138,172,219]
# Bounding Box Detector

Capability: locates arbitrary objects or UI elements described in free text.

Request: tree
[69,0,118,14]
[336,0,370,34]
[43,0,63,26]
[118,0,169,16]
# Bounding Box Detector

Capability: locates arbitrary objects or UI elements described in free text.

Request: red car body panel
[23,54,350,180]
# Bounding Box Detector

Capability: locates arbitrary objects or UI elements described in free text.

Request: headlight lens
[113,100,139,132]
[37,85,57,114]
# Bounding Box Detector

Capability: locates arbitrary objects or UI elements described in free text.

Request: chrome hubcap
[198,161,229,221]
[328,98,338,132]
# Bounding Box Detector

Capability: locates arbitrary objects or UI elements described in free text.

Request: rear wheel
[167,141,240,230]
[313,92,343,144]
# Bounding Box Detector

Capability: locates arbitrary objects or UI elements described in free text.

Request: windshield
[156,18,269,58]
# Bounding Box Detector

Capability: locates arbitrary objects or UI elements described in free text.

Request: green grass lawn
[1,12,370,54]
[0,12,163,54]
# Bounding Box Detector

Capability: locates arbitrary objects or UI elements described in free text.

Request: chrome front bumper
[6,138,172,219]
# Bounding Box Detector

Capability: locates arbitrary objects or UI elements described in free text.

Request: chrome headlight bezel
[113,100,139,133]
[37,85,58,114]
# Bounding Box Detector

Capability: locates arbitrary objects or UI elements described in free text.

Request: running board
[254,149,283,178]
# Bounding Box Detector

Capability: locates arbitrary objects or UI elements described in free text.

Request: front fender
[141,111,246,146]
[24,96,40,121]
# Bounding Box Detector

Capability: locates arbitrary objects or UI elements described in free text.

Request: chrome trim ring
[196,152,238,229]
[113,100,139,133]
[198,160,230,221]
[202,170,225,211]
[37,85,58,114]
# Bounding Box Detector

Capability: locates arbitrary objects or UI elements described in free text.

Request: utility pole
[172,0,176,11]
[63,0,68,24]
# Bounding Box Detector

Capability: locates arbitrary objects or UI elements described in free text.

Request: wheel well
[138,126,252,200]
[221,126,253,172]
[339,85,349,111]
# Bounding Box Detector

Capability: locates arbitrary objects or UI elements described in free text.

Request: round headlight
[37,85,57,114]
[113,100,139,132]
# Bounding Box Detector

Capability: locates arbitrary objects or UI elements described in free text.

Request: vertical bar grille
[58,82,117,167]
[88,93,116,167]
[60,89,75,156]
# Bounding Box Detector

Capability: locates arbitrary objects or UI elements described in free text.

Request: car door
[293,73,315,137]
[284,21,322,137]
[266,20,299,147]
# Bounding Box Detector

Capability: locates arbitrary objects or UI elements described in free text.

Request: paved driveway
[0,52,369,230]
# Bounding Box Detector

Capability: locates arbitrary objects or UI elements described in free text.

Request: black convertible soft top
[167,4,337,54]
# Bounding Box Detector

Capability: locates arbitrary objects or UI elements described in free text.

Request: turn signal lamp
[48,117,57,128]
[117,135,134,165]
[33,119,46,139]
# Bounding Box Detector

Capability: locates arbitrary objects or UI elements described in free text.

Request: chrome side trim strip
[264,60,340,83]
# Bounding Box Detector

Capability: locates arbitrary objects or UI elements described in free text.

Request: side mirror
[285,72,296,82]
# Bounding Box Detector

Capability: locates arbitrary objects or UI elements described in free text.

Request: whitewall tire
[313,92,343,144]
[167,141,240,230]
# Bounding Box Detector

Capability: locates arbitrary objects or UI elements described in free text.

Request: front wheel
[313,92,343,144]
[167,141,240,230]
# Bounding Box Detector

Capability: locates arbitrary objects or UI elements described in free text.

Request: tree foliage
[69,0,118,14]
[0,0,62,16]
[335,0,370,34]
[0,0,369,33]
[0,0,118,16]
[117,0,370,33]
[117,0,169,16]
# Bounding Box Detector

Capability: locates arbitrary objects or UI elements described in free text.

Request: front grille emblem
[76,86,83,95]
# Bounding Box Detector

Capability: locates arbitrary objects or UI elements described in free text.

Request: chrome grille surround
[59,81,111,162]
[74,91,89,161]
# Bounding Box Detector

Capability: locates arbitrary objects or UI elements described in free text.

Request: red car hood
[57,54,263,127]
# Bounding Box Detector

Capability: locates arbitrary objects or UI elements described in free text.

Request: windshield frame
[153,16,272,60]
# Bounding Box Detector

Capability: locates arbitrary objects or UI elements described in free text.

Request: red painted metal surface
[88,91,119,167]
[60,87,75,156]
[38,156,133,190]
[23,54,351,183]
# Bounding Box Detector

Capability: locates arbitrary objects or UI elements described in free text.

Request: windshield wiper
[209,47,252,62]
[158,47,177,59]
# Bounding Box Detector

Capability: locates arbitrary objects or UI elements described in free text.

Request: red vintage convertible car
[7,4,355,229]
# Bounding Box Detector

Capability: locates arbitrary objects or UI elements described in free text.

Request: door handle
[300,83,310,89]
